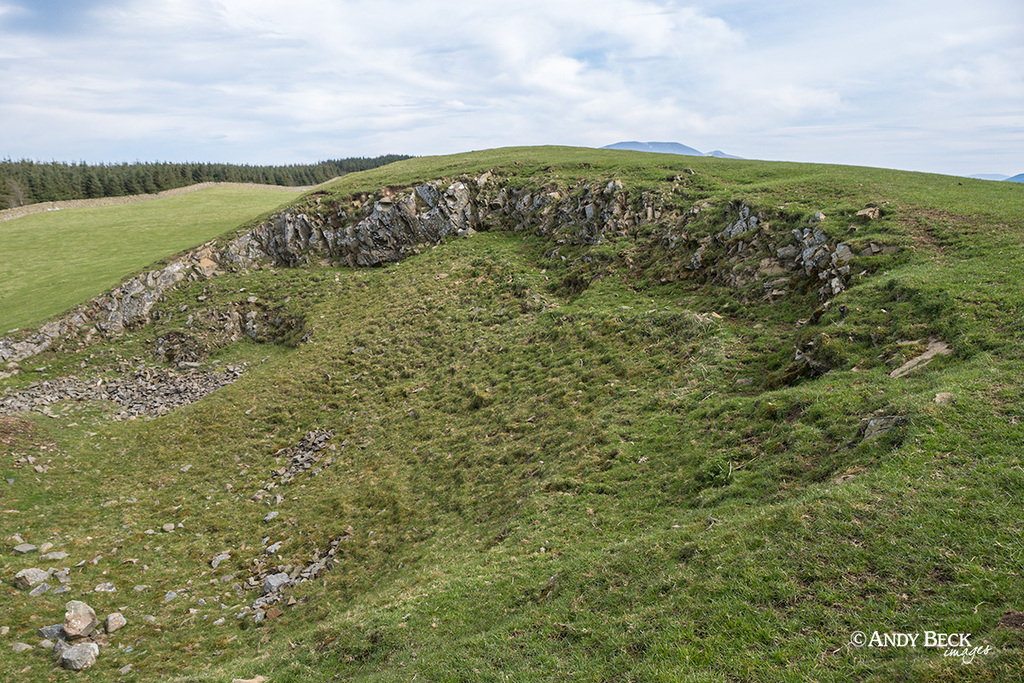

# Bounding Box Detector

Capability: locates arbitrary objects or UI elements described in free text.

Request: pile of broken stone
[0,362,245,420]
[11,600,124,671]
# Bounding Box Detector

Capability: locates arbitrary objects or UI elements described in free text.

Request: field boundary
[0,177,340,224]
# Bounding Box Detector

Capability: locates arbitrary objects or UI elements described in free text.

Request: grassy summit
[1,147,1022,681]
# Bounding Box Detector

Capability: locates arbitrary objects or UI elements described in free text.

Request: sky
[0,0,1021,176]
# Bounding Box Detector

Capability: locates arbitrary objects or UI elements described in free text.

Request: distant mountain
[704,150,744,160]
[1006,173,1024,183]
[602,141,742,159]
[968,174,1010,181]
[603,141,703,156]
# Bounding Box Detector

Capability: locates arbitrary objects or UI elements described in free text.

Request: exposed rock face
[0,243,225,363]
[230,180,475,268]
[0,174,882,367]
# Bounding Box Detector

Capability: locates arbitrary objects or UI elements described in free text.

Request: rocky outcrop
[0,181,475,364]
[0,243,228,363]
[225,179,475,267]
[0,174,878,366]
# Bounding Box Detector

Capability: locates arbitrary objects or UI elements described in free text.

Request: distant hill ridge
[602,140,743,159]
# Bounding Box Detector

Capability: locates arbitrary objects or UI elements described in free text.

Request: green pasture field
[0,186,305,333]
[1,148,1023,681]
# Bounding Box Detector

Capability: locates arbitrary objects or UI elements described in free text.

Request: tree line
[0,156,412,208]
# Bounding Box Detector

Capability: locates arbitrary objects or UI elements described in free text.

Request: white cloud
[0,0,1021,174]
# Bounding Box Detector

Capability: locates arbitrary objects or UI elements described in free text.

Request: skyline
[1,0,1022,177]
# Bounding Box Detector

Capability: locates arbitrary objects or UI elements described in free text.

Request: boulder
[263,572,290,595]
[106,612,127,634]
[13,567,51,589]
[52,639,69,661]
[833,243,854,263]
[60,642,100,671]
[64,600,99,639]
[38,623,67,641]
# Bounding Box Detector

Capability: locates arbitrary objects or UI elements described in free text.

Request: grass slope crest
[1,146,1023,681]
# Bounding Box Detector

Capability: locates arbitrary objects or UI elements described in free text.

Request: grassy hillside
[0,186,306,332]
[1,147,1023,681]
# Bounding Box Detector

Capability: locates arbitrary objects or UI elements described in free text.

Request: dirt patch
[998,610,1024,630]
[900,211,948,258]
[0,416,38,446]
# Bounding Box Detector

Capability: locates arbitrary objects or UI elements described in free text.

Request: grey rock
[720,205,759,241]
[776,245,799,260]
[263,572,290,595]
[119,664,133,675]
[164,590,178,601]
[12,543,38,554]
[40,550,69,561]
[263,511,279,522]
[38,623,67,641]
[52,638,69,661]
[12,642,33,652]
[38,638,55,649]
[162,523,176,533]
[210,552,231,569]
[29,581,51,596]
[106,612,127,633]
[60,642,100,670]
[13,567,51,589]
[64,600,99,639]
[94,582,116,592]
[858,415,907,442]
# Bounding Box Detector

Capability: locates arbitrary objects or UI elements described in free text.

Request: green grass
[1,147,1023,681]
[0,186,306,332]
